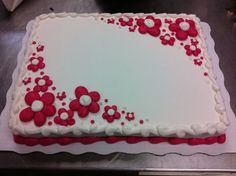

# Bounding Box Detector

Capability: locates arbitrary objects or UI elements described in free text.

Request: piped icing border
[14,134,226,146]
[9,13,229,139]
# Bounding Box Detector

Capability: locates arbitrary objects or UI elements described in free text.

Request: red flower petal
[127,21,133,26]
[77,107,89,118]
[184,45,190,50]
[175,18,184,24]
[162,40,168,45]
[67,118,75,125]
[186,19,195,27]
[69,99,81,110]
[186,50,192,56]
[25,91,40,105]
[137,18,144,26]
[146,15,155,20]
[114,112,121,119]
[38,56,44,62]
[176,30,188,40]
[41,86,48,92]
[138,25,148,34]
[188,28,198,37]
[75,86,88,98]
[148,27,160,37]
[89,91,100,102]
[38,62,45,69]
[154,19,162,27]
[104,105,110,112]
[29,57,35,62]
[46,80,52,86]
[42,105,56,116]
[58,108,67,115]
[19,107,34,122]
[67,110,74,117]
[34,112,46,127]
[88,102,100,113]
[33,86,41,92]
[54,116,61,124]
[35,78,40,84]
[107,116,114,123]
[102,113,109,119]
[43,75,49,80]
[41,92,55,105]
[169,23,179,31]
[111,105,117,111]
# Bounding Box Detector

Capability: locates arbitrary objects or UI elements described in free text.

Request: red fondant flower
[27,56,45,72]
[119,16,133,26]
[125,112,135,121]
[102,105,121,123]
[36,45,44,52]
[136,15,162,37]
[54,108,75,126]
[19,91,56,127]
[33,75,53,92]
[160,34,175,46]
[168,18,198,40]
[69,86,100,118]
[184,44,201,56]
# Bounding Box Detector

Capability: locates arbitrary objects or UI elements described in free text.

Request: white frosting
[190,45,196,51]
[31,58,39,65]
[164,35,170,40]
[179,21,190,31]
[79,95,92,106]
[107,109,115,116]
[122,16,129,22]
[31,100,43,112]
[9,13,229,138]
[144,19,155,28]
[60,112,68,120]
[38,79,46,86]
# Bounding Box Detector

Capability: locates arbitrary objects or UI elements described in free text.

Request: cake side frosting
[9,13,229,138]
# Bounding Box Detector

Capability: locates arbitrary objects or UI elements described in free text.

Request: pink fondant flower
[33,75,53,92]
[136,15,162,37]
[160,34,175,46]
[69,86,100,118]
[184,44,201,56]
[54,108,75,126]
[19,91,56,127]
[125,112,135,121]
[102,105,121,123]
[27,56,45,72]
[118,16,133,26]
[168,18,198,40]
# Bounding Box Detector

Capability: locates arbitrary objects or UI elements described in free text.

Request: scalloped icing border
[9,13,230,139]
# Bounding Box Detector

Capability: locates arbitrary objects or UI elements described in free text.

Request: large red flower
[27,56,45,72]
[54,108,75,126]
[136,15,162,37]
[118,16,133,26]
[33,75,53,92]
[19,91,56,127]
[69,86,100,118]
[102,105,121,123]
[168,18,198,41]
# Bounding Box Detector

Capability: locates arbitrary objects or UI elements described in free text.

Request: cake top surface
[9,13,229,138]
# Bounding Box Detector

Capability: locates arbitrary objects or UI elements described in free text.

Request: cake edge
[9,13,230,139]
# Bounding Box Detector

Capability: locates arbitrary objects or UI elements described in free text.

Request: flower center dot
[144,19,155,28]
[79,95,92,106]
[179,22,190,31]
[60,112,68,120]
[38,79,46,86]
[122,16,129,22]
[107,109,115,116]
[31,100,44,112]
[190,45,196,51]
[31,58,39,65]
[164,35,170,40]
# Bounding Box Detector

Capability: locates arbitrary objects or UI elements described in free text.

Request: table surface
[1,0,236,172]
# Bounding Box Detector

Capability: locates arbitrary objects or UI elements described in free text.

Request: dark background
[1,0,236,175]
